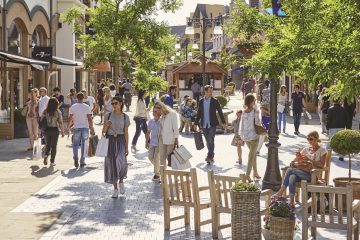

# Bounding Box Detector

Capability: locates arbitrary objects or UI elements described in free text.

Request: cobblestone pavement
[10,93,360,240]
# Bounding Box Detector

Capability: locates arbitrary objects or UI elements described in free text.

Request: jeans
[202,126,216,158]
[246,139,259,176]
[293,111,302,132]
[282,168,311,195]
[277,112,286,131]
[72,128,89,164]
[132,117,147,145]
[45,128,59,163]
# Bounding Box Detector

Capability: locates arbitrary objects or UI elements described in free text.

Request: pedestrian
[232,110,244,164]
[275,131,326,208]
[240,80,245,99]
[343,97,356,129]
[109,84,116,97]
[25,88,40,151]
[318,88,330,135]
[81,89,97,115]
[195,85,226,163]
[315,84,323,121]
[191,79,201,104]
[68,92,95,168]
[103,87,113,116]
[131,90,149,152]
[244,79,253,96]
[67,88,77,106]
[122,79,132,111]
[97,84,105,122]
[327,98,347,161]
[182,98,197,134]
[154,102,179,169]
[291,84,306,135]
[256,102,270,155]
[41,97,65,166]
[145,107,162,182]
[178,95,190,133]
[102,96,130,198]
[53,87,64,114]
[239,94,261,182]
[38,87,50,145]
[277,85,288,133]
[164,85,177,108]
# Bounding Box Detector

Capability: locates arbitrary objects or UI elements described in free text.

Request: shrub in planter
[214,95,228,108]
[231,181,261,239]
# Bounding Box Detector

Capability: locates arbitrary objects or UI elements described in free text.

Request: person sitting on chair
[275,131,327,208]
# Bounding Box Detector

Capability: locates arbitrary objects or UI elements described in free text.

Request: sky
[155,0,232,26]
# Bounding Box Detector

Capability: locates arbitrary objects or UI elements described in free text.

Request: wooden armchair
[160,166,212,235]
[301,181,360,240]
[207,171,272,239]
[281,149,332,202]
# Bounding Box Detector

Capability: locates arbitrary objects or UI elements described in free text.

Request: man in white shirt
[38,87,50,116]
[68,92,95,168]
[81,89,97,114]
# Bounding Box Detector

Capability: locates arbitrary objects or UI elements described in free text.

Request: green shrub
[215,95,228,108]
[330,129,360,155]
[232,181,259,192]
[227,82,236,87]
[160,94,166,103]
[14,108,26,124]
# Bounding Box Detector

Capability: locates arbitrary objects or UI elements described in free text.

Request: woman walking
[103,87,113,118]
[277,85,288,133]
[67,88,77,106]
[41,98,65,166]
[239,94,261,182]
[131,90,149,152]
[25,88,40,151]
[97,84,105,123]
[102,96,130,198]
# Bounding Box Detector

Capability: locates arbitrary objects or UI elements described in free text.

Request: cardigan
[160,111,179,145]
[195,97,225,128]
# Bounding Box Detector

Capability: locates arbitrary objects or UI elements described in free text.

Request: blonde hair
[279,85,287,94]
[154,101,171,115]
[103,87,111,96]
[307,131,321,143]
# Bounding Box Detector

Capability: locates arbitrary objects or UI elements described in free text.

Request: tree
[62,0,181,91]
[217,45,238,74]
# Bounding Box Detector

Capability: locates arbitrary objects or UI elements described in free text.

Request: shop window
[8,22,22,55]
[0,71,11,123]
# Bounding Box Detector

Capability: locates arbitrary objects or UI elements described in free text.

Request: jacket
[160,111,179,145]
[195,97,225,128]
[326,104,347,130]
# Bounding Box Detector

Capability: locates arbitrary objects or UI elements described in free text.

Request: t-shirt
[69,103,91,129]
[291,91,305,112]
[300,146,327,163]
[105,112,130,135]
[244,82,253,95]
[38,95,50,116]
[148,118,160,147]
[122,82,132,92]
[55,95,64,108]
[83,96,96,111]
[262,88,271,104]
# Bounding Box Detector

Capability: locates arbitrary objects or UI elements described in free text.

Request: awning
[0,50,49,70]
[52,56,83,67]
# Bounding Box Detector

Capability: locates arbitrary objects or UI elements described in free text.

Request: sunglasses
[111,102,119,106]
[307,137,314,141]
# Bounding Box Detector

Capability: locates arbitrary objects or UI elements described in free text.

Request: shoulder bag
[95,113,111,157]
[253,109,267,135]
[291,160,313,173]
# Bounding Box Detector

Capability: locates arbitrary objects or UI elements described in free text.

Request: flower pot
[231,190,261,240]
[269,216,295,240]
[262,228,271,240]
[333,177,360,209]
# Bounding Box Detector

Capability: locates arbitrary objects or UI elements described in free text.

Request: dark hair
[204,85,213,91]
[244,94,256,108]
[138,90,146,102]
[109,84,116,91]
[53,87,60,92]
[46,97,59,116]
[183,95,189,99]
[169,85,176,92]
[237,110,243,114]
[265,80,270,88]
[294,84,300,89]
[77,92,84,101]
[70,88,76,94]
[112,96,124,112]
[100,83,105,88]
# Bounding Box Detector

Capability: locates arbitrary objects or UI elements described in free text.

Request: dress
[104,112,130,183]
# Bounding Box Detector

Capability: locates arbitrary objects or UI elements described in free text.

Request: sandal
[253,174,262,180]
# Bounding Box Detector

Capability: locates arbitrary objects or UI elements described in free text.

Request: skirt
[104,135,128,184]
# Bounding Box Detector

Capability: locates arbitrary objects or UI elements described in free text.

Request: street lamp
[185,14,223,85]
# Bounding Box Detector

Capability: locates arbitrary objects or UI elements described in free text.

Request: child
[182,98,197,134]
[232,110,244,164]
[145,107,162,182]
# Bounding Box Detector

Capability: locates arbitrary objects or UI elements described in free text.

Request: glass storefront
[0,71,11,123]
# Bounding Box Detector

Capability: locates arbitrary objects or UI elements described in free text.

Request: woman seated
[276,131,327,207]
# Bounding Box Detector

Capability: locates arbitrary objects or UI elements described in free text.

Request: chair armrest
[353,200,360,213]
[198,186,210,192]
[261,189,272,209]
[310,168,326,184]
[260,189,272,197]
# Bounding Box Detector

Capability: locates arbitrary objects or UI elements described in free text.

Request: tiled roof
[169,25,186,38]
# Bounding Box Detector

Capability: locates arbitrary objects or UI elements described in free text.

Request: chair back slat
[174,176,180,200]
[312,192,317,221]
[180,175,186,201]
[338,194,343,224]
[222,180,229,208]
[320,193,325,222]
[186,175,192,203]
[329,193,334,223]
[324,150,332,185]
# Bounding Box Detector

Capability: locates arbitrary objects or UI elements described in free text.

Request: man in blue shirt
[195,85,226,164]
[164,85,176,108]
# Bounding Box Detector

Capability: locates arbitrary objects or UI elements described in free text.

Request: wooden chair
[281,149,332,202]
[301,181,360,240]
[207,171,272,239]
[160,166,212,235]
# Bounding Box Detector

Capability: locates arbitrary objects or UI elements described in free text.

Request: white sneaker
[119,182,125,194]
[112,189,119,198]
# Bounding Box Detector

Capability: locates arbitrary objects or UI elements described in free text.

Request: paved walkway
[2,93,360,239]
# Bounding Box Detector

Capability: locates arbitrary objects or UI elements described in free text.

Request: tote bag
[32,138,42,160]
[277,104,285,113]
[171,154,191,170]
[95,136,109,157]
[173,145,192,164]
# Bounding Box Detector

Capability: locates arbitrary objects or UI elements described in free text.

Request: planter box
[333,177,360,209]
[14,122,28,139]
[269,216,295,240]
[231,190,261,240]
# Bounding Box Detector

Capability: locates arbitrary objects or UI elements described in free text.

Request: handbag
[277,104,285,113]
[173,145,192,164]
[291,160,313,173]
[171,154,191,170]
[194,131,205,150]
[95,137,109,157]
[32,138,42,160]
[253,110,267,135]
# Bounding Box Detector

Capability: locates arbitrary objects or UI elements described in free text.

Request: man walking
[38,87,50,144]
[244,79,253,96]
[191,79,201,103]
[68,92,95,168]
[164,85,176,108]
[195,85,226,163]
[291,84,306,135]
[327,98,347,161]
[122,79,132,111]
[81,89,97,115]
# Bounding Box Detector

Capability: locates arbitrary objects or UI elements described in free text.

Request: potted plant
[14,108,28,138]
[263,196,296,240]
[214,95,228,108]
[231,181,261,239]
[330,129,360,200]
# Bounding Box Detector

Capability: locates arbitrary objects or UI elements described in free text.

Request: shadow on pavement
[30,165,59,178]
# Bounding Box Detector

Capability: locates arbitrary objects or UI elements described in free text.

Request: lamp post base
[262,141,282,191]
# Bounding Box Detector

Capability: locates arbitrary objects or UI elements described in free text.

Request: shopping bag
[277,104,285,113]
[194,131,205,150]
[170,154,191,170]
[95,137,109,157]
[88,135,99,157]
[84,139,89,158]
[173,145,192,164]
[32,138,42,160]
